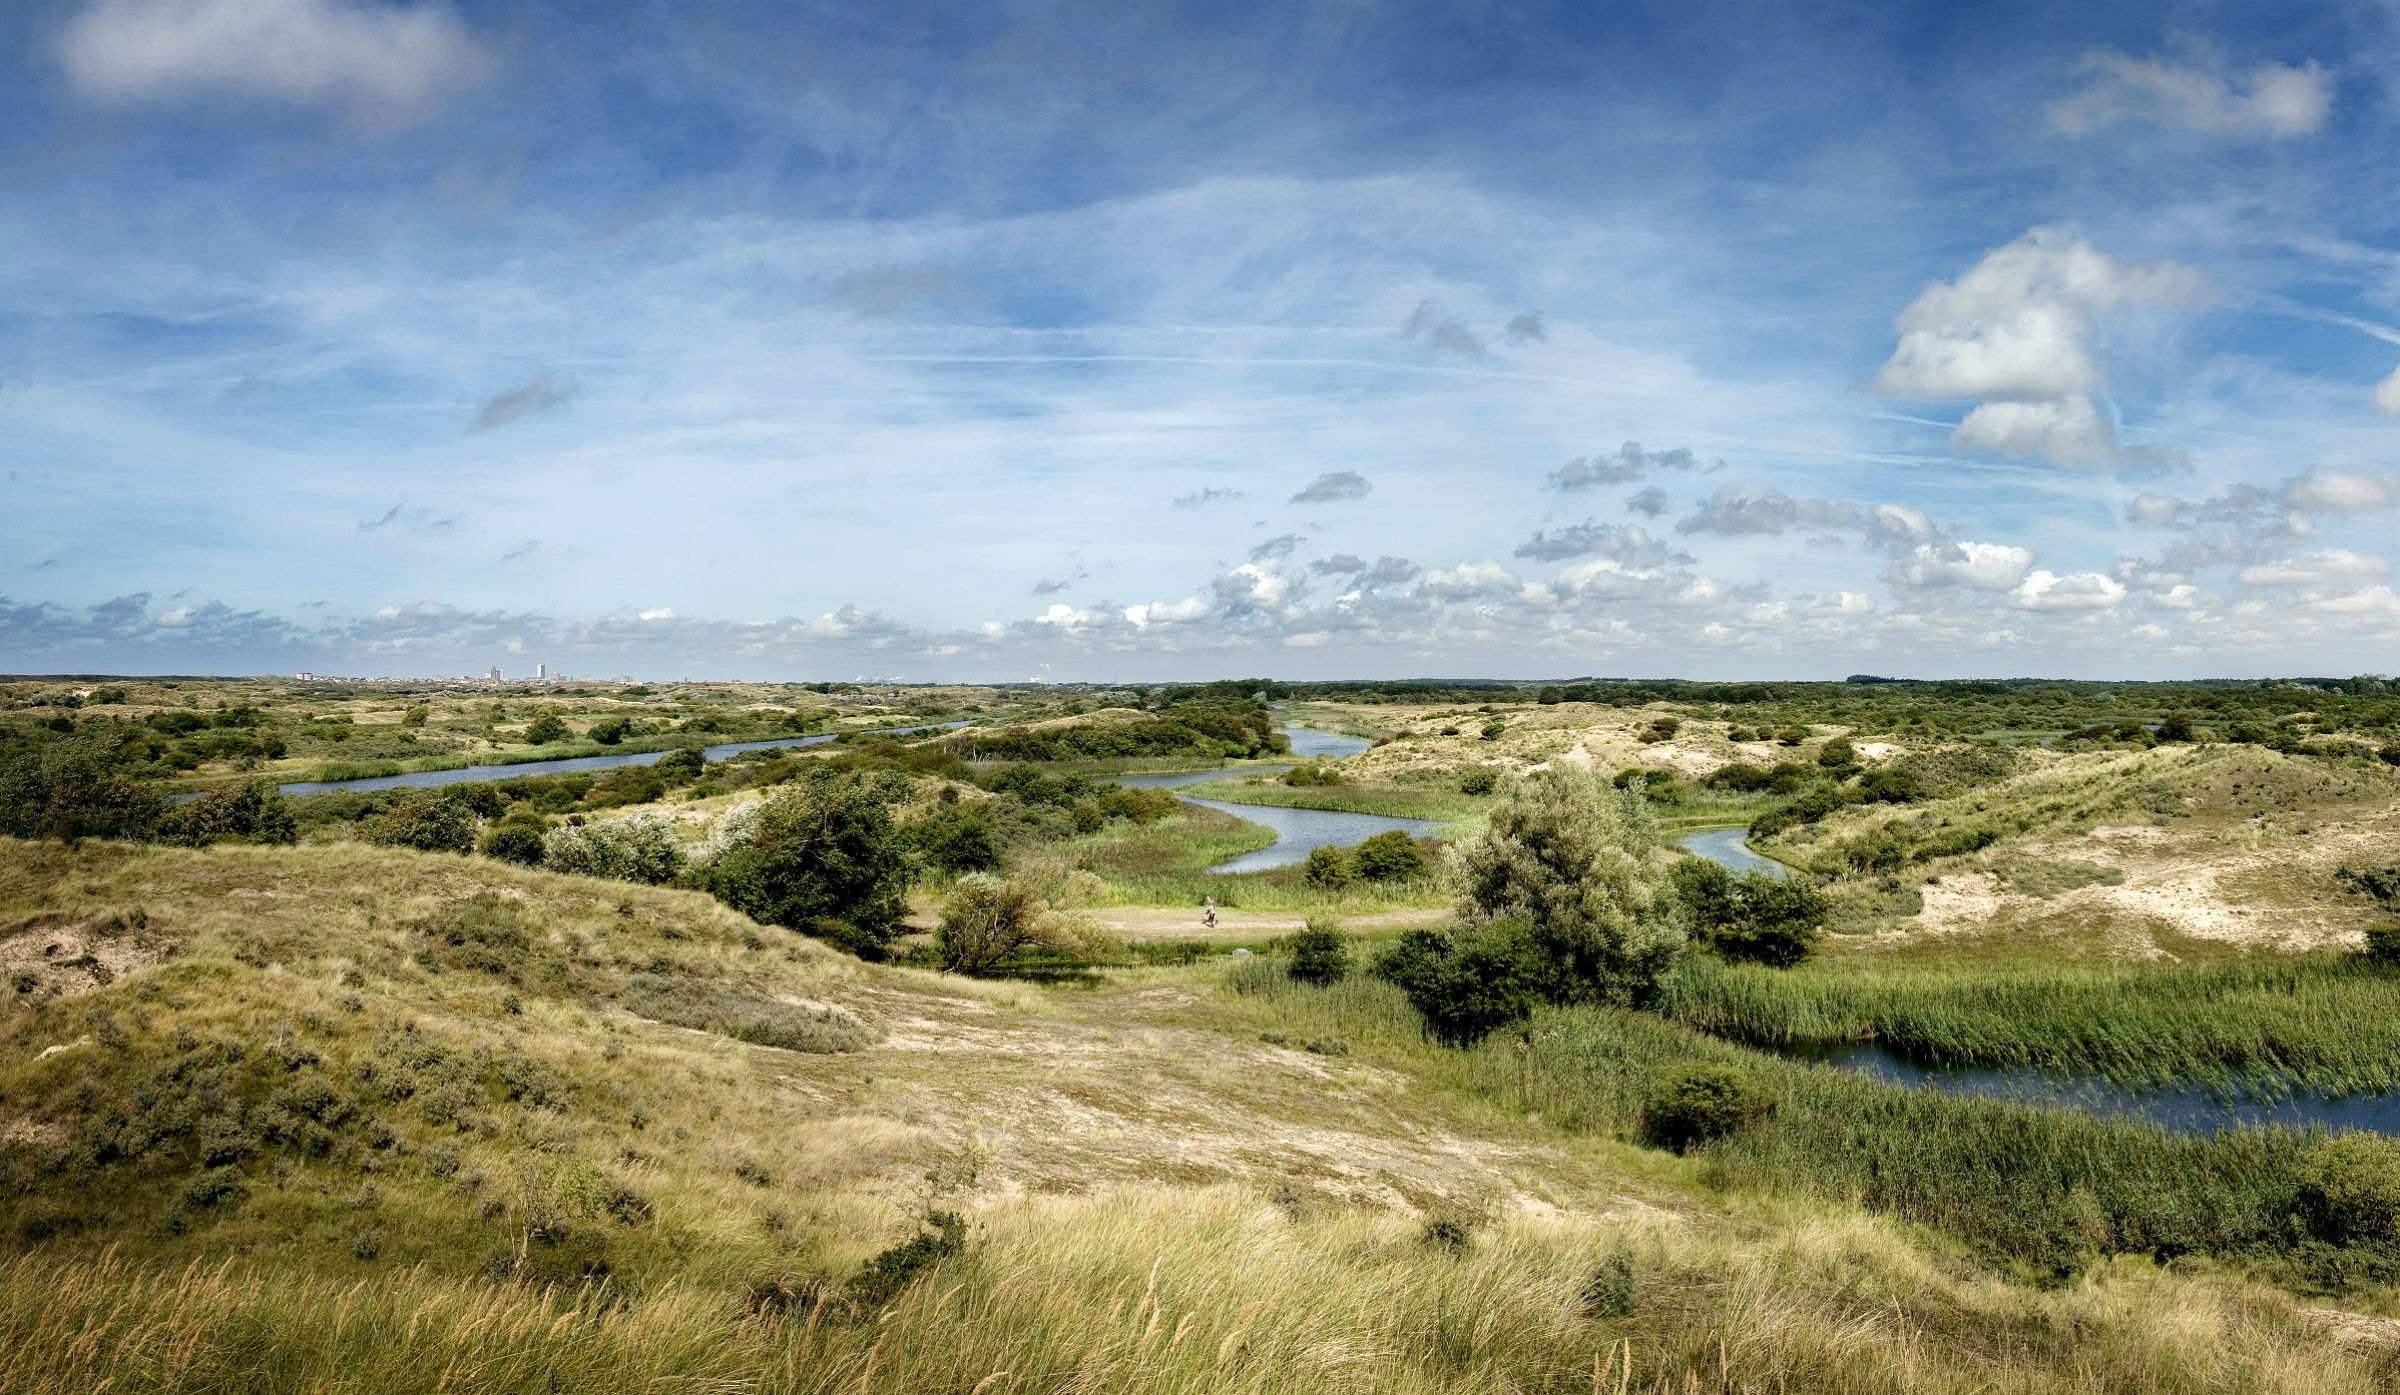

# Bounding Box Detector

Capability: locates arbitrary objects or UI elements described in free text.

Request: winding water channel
[1670,829,2400,1135]
[1110,725,1446,874]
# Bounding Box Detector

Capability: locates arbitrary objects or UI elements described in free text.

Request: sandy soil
[1,911,170,1002]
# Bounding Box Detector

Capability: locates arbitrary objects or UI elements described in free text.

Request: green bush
[845,1212,964,1311]
[543,816,683,884]
[1374,924,1545,1046]
[653,748,707,782]
[479,822,548,867]
[2302,1134,2400,1245]
[522,714,570,745]
[1672,858,1825,968]
[588,716,633,745]
[1458,767,1497,796]
[1815,736,1854,767]
[1640,1061,1772,1153]
[620,974,877,1052]
[1301,844,1353,888]
[1351,829,1428,881]
[704,781,913,951]
[1281,762,1342,787]
[1286,918,1351,986]
[0,737,162,842]
[156,782,295,846]
[361,793,474,854]
[911,807,1004,874]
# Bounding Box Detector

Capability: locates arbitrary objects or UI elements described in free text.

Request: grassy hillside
[2,835,2398,1391]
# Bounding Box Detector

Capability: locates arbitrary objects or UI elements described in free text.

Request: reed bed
[1660,954,2400,1095]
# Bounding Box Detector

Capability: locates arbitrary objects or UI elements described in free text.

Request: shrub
[522,714,570,745]
[0,738,162,842]
[543,815,683,884]
[653,748,707,781]
[1580,1248,1639,1317]
[1286,918,1351,986]
[480,822,548,867]
[588,716,633,745]
[911,807,1004,874]
[1351,829,1429,881]
[1281,762,1342,787]
[703,782,914,950]
[361,793,475,854]
[1446,765,1683,1006]
[620,974,876,1052]
[934,867,1113,973]
[400,705,429,727]
[155,782,296,846]
[2301,1134,2400,1244]
[1672,858,1825,968]
[1374,924,1546,1046]
[1479,720,1506,741]
[1458,767,1498,796]
[1301,844,1353,888]
[1640,1061,1772,1153]
[845,1212,965,1311]
[1815,736,1855,767]
[1774,726,1809,745]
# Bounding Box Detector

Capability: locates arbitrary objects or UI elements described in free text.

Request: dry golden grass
[4,834,2399,1392]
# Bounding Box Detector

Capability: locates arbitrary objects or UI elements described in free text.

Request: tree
[704,781,914,949]
[522,714,571,745]
[653,748,706,781]
[1373,924,1545,1045]
[2158,711,2196,743]
[1286,918,1351,986]
[1444,765,1684,1006]
[589,716,633,746]
[1351,829,1428,881]
[1301,844,1353,888]
[362,793,475,854]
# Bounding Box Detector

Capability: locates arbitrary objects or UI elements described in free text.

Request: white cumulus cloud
[1868,226,2203,469]
[2008,569,2126,611]
[1887,540,2035,591]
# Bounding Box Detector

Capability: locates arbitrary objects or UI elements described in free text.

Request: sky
[5,0,2400,681]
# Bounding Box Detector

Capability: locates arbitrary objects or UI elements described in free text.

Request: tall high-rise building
[535,663,546,682]
[487,665,503,683]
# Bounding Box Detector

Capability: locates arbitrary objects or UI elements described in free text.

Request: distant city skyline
[5,1,2400,680]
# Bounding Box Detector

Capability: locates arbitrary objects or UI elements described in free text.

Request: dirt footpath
[1088,904,1453,941]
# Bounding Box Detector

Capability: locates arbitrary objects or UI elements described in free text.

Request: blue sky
[5,0,2400,680]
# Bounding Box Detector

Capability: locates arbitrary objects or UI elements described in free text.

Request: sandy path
[1088,904,1453,940]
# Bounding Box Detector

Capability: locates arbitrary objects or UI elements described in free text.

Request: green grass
[1656,952,2400,1096]
[1220,962,2359,1283]
[1177,773,1490,825]
[1064,807,1442,911]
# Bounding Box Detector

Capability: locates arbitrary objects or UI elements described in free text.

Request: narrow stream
[1787,1041,2400,1137]
[1674,827,1791,878]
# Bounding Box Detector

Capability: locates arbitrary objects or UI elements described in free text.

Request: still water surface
[1112,725,1444,873]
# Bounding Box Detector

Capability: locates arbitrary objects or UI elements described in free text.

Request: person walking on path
[1202,895,1218,929]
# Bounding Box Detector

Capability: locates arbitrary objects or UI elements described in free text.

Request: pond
[1112,723,1441,873]
[1675,826,1792,878]
[1788,1040,2400,1137]
[270,722,968,797]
